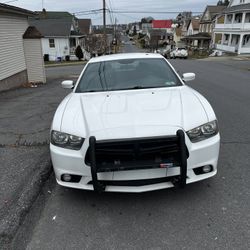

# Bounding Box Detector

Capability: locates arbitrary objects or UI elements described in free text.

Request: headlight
[187,120,218,143]
[51,130,84,150]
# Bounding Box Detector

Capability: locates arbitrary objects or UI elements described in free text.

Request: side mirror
[61,80,74,89]
[182,73,195,82]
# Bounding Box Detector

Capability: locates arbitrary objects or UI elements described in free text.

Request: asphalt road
[120,35,148,53]
[13,44,250,249]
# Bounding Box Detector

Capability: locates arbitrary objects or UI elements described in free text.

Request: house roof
[0,3,35,16]
[188,18,200,30]
[78,19,91,35]
[224,3,250,13]
[152,20,172,29]
[23,26,43,39]
[207,5,227,17]
[201,5,226,22]
[29,19,72,37]
[35,10,73,19]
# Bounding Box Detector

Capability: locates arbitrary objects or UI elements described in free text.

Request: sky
[3,0,220,24]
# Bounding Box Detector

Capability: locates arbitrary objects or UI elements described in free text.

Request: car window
[75,58,182,93]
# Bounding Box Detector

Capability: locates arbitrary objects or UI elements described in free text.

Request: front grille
[85,136,186,172]
[88,176,179,187]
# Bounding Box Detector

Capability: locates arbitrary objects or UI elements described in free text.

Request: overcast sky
[6,0,219,24]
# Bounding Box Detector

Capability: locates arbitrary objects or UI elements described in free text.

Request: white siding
[0,14,28,80]
[41,37,70,61]
[23,39,46,83]
[231,0,250,7]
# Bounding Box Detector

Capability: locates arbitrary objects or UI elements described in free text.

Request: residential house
[187,18,200,36]
[214,0,250,54]
[145,20,173,48]
[152,20,173,33]
[146,29,173,50]
[182,6,226,51]
[0,3,46,91]
[199,5,226,34]
[29,10,85,61]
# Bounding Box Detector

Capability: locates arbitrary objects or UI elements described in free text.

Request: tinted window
[75,58,182,93]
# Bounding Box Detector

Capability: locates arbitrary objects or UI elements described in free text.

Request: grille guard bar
[89,130,188,192]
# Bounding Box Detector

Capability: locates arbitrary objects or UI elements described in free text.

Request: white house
[214,0,250,54]
[29,12,92,61]
[187,18,200,36]
[0,3,46,91]
[30,17,81,61]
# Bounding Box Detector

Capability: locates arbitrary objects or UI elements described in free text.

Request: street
[11,46,250,250]
[119,36,148,53]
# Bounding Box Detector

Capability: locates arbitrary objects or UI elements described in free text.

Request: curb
[45,62,87,68]
[0,150,52,249]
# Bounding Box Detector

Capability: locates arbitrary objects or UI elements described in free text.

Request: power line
[73,9,203,15]
[73,9,103,15]
[108,0,115,23]
[110,10,202,14]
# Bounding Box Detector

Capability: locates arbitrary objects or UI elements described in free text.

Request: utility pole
[103,0,106,54]
[114,18,117,53]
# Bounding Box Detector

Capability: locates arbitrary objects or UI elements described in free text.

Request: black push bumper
[89,130,188,192]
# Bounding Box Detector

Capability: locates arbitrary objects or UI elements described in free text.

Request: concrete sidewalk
[0,76,73,247]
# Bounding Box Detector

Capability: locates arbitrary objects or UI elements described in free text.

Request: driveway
[0,65,83,248]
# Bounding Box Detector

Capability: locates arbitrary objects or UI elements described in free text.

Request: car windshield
[75,58,182,93]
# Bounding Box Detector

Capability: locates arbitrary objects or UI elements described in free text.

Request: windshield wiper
[84,90,99,93]
[117,86,163,91]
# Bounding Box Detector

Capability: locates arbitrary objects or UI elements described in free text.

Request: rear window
[75,58,182,93]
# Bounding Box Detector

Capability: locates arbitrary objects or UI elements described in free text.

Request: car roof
[88,53,164,63]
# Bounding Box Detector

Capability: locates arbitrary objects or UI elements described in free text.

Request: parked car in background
[170,47,188,59]
[50,53,220,193]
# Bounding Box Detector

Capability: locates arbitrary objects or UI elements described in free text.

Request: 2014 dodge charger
[50,53,220,193]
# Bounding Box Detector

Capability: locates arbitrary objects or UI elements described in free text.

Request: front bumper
[50,131,220,193]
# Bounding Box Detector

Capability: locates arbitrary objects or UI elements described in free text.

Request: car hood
[60,86,209,140]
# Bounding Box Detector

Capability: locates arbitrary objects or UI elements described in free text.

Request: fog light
[202,165,212,173]
[62,174,72,182]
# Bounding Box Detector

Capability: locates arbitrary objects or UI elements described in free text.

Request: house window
[215,33,222,44]
[234,13,243,23]
[217,15,225,24]
[223,34,230,45]
[226,14,233,24]
[242,35,250,47]
[246,13,250,23]
[49,39,55,48]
